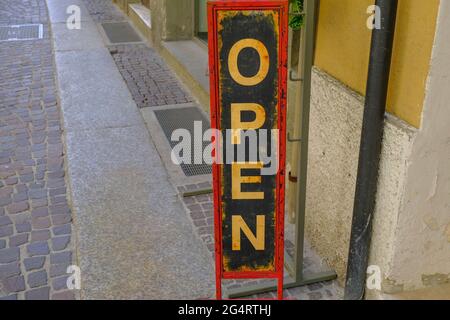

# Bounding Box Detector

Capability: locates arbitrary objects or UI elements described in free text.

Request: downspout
[344,0,398,300]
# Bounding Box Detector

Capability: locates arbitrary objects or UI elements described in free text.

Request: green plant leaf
[289,0,304,30]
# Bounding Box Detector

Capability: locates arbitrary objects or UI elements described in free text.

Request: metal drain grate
[0,24,43,42]
[101,22,142,44]
[154,107,212,177]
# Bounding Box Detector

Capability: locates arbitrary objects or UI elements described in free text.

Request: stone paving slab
[67,127,214,299]
[51,21,104,52]
[55,48,142,131]
[46,0,92,23]
[65,125,167,203]
[48,0,215,299]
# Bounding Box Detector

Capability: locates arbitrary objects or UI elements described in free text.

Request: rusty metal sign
[207,0,288,299]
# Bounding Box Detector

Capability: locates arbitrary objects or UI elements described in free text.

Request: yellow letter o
[228,38,269,86]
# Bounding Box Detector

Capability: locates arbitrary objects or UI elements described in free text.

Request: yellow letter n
[232,215,265,251]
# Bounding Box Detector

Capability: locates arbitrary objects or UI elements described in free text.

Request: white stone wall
[384,0,450,292]
[306,67,363,281]
[306,68,416,288]
[308,1,450,294]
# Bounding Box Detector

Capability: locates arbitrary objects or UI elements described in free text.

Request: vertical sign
[208,0,288,299]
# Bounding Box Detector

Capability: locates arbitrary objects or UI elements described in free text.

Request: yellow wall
[314,0,440,128]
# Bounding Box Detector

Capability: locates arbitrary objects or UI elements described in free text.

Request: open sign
[208,0,288,298]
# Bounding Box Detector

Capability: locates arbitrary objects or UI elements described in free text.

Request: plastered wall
[314,0,440,128]
[307,67,415,285]
[309,0,449,295]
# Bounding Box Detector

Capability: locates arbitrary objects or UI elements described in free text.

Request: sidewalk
[47,0,214,299]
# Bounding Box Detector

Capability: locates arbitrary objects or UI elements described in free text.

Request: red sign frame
[207,0,288,300]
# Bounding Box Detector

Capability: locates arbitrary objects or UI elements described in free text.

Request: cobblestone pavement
[82,0,193,108]
[0,0,75,300]
[82,0,126,22]
[110,44,193,108]
[0,0,48,25]
[178,183,343,300]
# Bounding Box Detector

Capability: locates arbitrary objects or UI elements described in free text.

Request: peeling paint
[445,224,450,243]
[382,278,404,294]
[426,172,438,200]
[422,273,450,287]
[423,215,440,231]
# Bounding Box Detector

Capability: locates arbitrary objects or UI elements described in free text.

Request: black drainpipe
[344,0,398,300]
